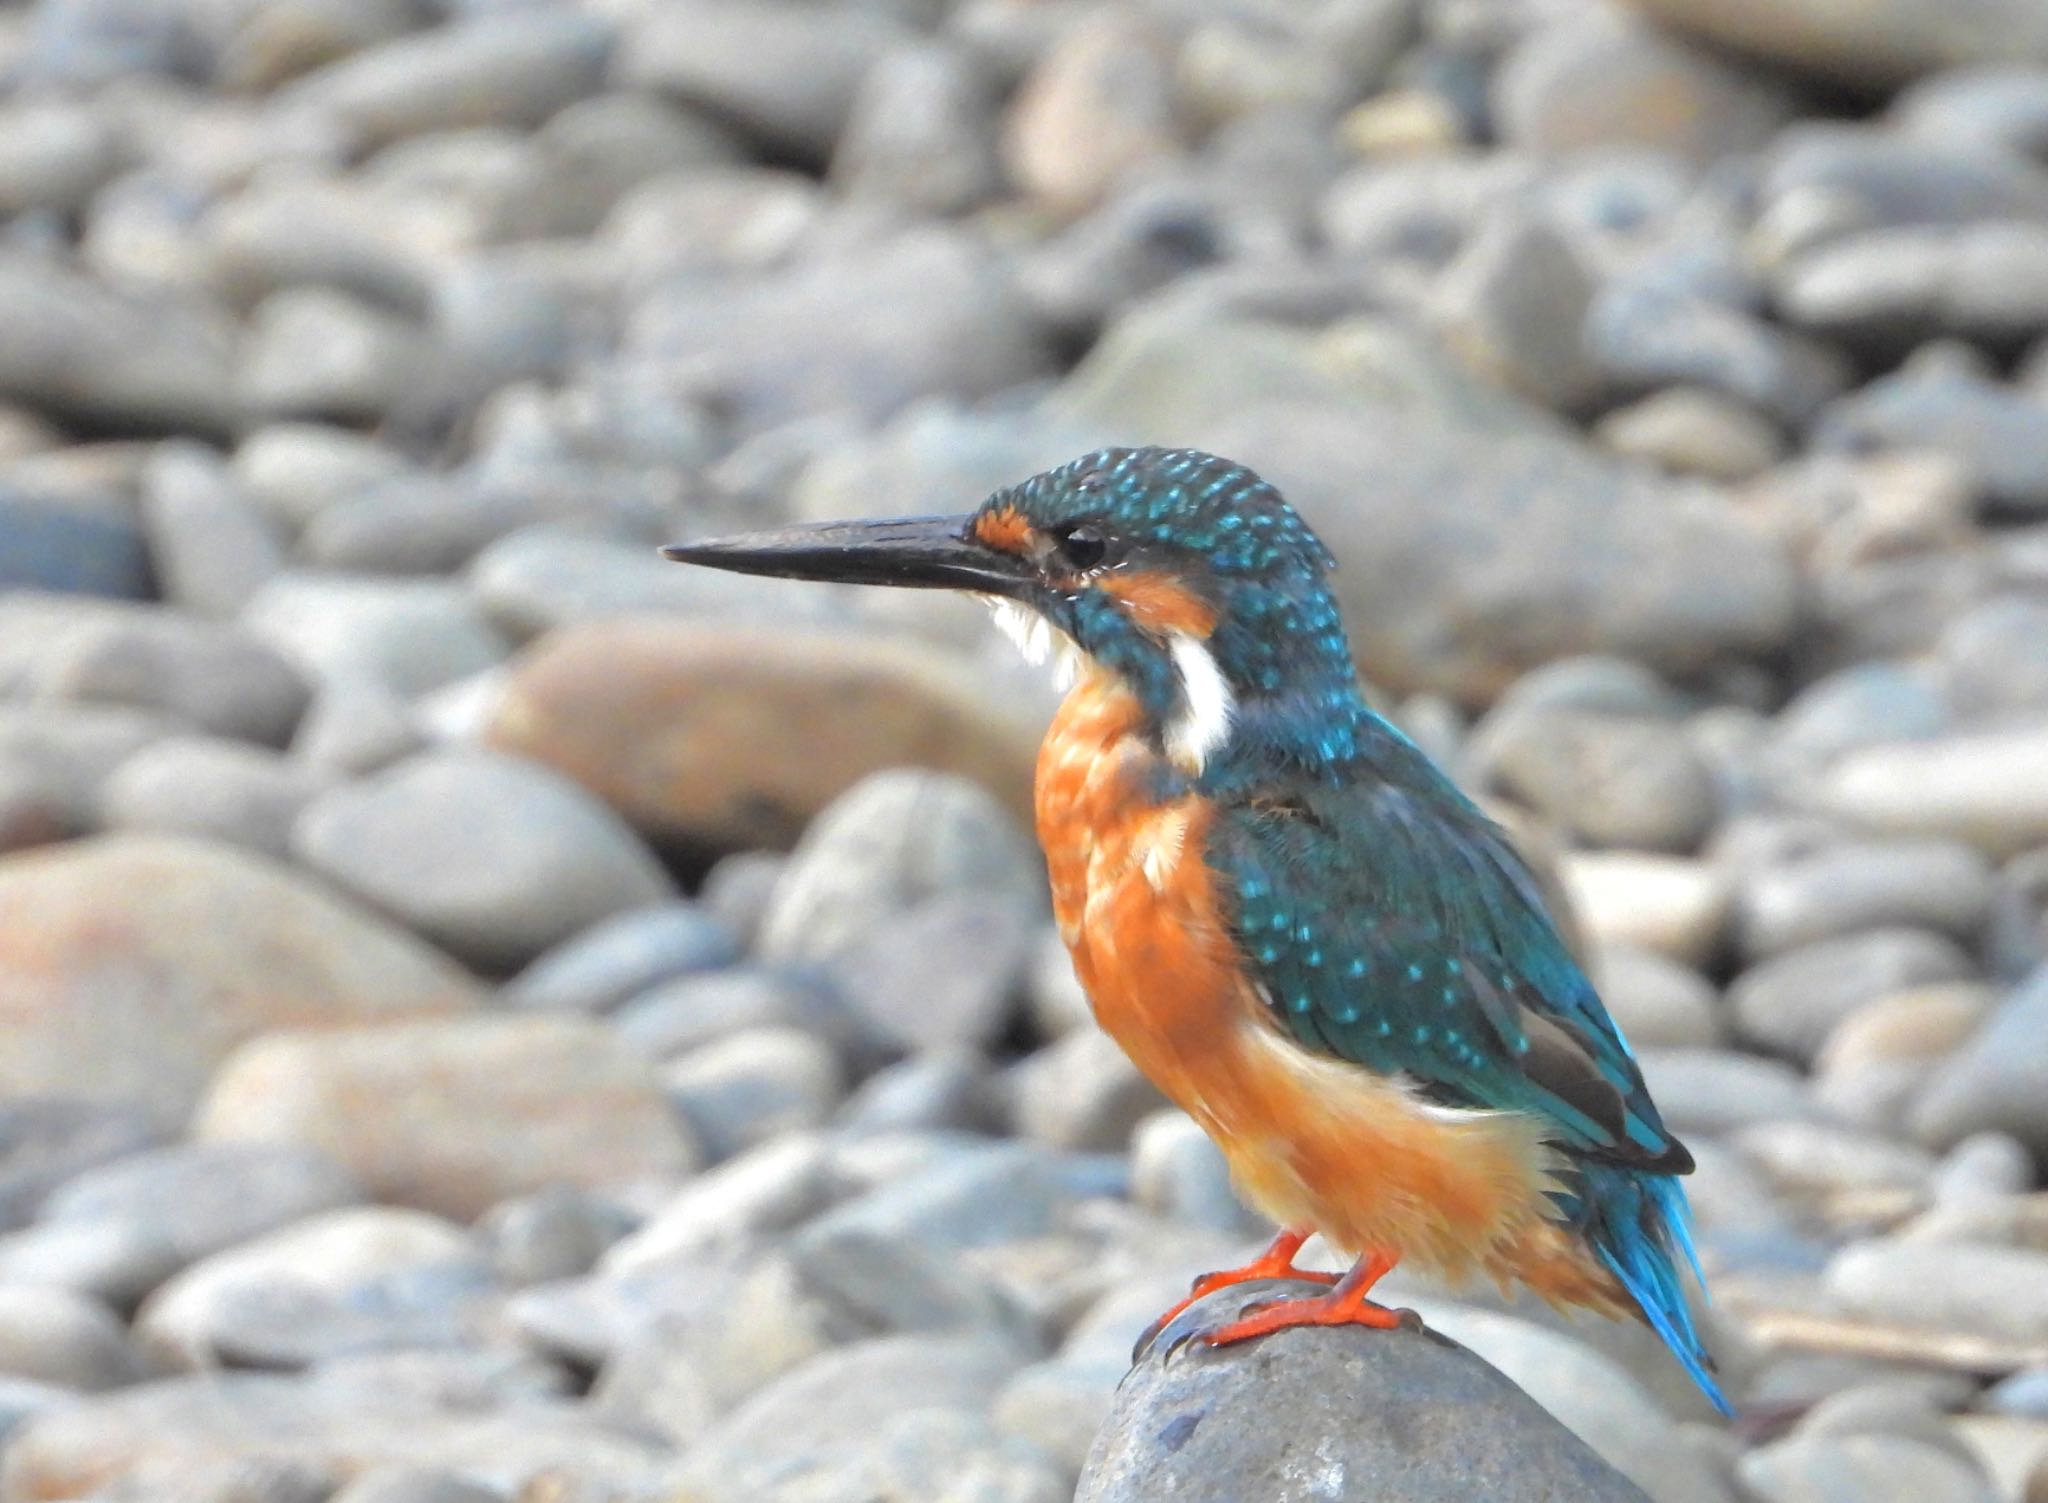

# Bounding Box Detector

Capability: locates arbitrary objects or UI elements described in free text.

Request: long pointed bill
[661,514,1035,596]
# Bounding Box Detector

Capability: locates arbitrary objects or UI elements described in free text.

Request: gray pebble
[1730,927,1975,1062]
[231,424,411,534]
[330,1469,503,1503]
[1129,1110,1259,1237]
[1912,964,2048,1158]
[1825,1237,2048,1342]
[477,1187,635,1289]
[1736,839,1994,960]
[837,1051,1001,1138]
[662,1027,846,1163]
[1738,1433,1996,1503]
[502,903,739,1016]
[1007,1030,1167,1153]
[290,674,424,777]
[0,1284,140,1391]
[140,442,286,621]
[238,287,430,426]
[0,1098,164,1235]
[99,736,330,859]
[242,572,509,699]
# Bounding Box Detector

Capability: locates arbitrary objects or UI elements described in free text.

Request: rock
[1737,840,1995,960]
[829,893,1038,1060]
[1733,1120,1937,1201]
[1008,1031,1167,1152]
[619,0,903,161]
[0,703,176,846]
[488,620,1041,852]
[601,1136,834,1277]
[1813,983,1993,1129]
[1912,966,2048,1158]
[1730,928,1976,1063]
[330,1471,503,1503]
[1479,708,1718,853]
[1080,1287,1652,1502]
[276,13,613,149]
[290,676,423,777]
[0,489,149,600]
[0,99,116,218]
[292,750,673,973]
[508,92,745,241]
[1938,595,2048,718]
[1430,209,1602,415]
[832,41,1003,215]
[629,228,1054,434]
[1496,10,1801,166]
[1026,926,1094,1041]
[98,736,328,859]
[1811,724,2048,859]
[502,903,739,1016]
[39,1143,359,1274]
[801,1141,1076,1255]
[232,424,411,534]
[0,834,481,1125]
[196,1016,698,1220]
[1054,306,1798,703]
[1739,1432,1997,1503]
[0,253,240,437]
[1930,1132,2035,1206]
[1593,388,1786,482]
[1597,945,1725,1048]
[237,287,429,426]
[0,1100,163,1234]
[1638,1048,1817,1136]
[838,1051,1000,1138]
[1002,12,1181,214]
[1130,1109,1259,1236]
[139,443,286,621]
[1893,66,2048,157]
[0,1218,184,1310]
[0,1370,670,1501]
[1826,1238,2048,1342]
[677,1332,1035,1500]
[1814,356,2048,518]
[1623,0,2048,91]
[0,1285,140,1390]
[0,595,310,746]
[611,969,823,1059]
[711,1406,1069,1503]
[1777,225,2048,354]
[601,165,825,288]
[662,1028,845,1163]
[477,1187,633,1289]
[134,1205,485,1371]
[1562,853,1730,969]
[242,573,510,699]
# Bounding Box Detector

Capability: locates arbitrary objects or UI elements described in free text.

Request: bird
[664,445,1727,1412]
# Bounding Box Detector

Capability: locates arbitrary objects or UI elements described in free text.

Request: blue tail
[1583,1165,1731,1416]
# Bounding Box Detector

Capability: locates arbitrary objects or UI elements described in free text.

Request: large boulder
[1079,1285,1651,1502]
[0,835,482,1127]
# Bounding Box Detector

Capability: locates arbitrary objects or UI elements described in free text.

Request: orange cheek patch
[974,506,1034,554]
[1101,570,1218,637]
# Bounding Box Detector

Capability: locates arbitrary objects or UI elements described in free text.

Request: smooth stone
[994,1355,1125,1482]
[275,13,612,149]
[0,1285,140,1391]
[1812,723,2048,859]
[501,903,739,1016]
[1930,1133,2036,1206]
[1002,12,1180,214]
[697,851,786,947]
[0,1369,669,1500]
[0,595,310,746]
[487,620,1040,851]
[1637,1048,1817,1135]
[0,99,115,216]
[237,287,429,426]
[289,675,422,778]
[611,969,824,1060]
[1731,1121,1937,1201]
[1829,1237,2048,1345]
[242,573,510,699]
[831,40,1003,215]
[628,227,1053,434]
[0,1100,163,1235]
[1738,1433,1997,1503]
[800,1142,1077,1255]
[1815,357,2048,520]
[0,490,147,600]
[837,1050,1001,1138]
[0,1219,184,1310]
[292,749,674,973]
[1129,1110,1260,1237]
[196,1016,697,1220]
[1080,1288,1654,1502]
[330,1470,503,1503]
[1812,983,1994,1130]
[0,834,481,1125]
[135,1205,485,1370]
[1562,853,1730,969]
[1777,224,2048,352]
[1596,945,1725,1049]
[0,704,172,843]
[1912,966,2048,1159]
[139,442,286,620]
[98,736,328,860]
[677,1332,1035,1500]
[662,1028,846,1163]
[1594,387,1786,482]
[1007,1031,1167,1153]
[601,1136,835,1277]
[757,769,1044,968]
[1625,0,2048,90]
[1429,208,1602,415]
[827,892,1037,1059]
[1729,928,1975,1064]
[476,1187,634,1289]
[39,1143,359,1274]
[1026,926,1094,1041]
[231,424,411,533]
[1737,840,1995,960]
[1937,595,2048,718]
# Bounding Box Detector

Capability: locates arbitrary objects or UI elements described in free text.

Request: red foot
[1200,1249,1404,1346]
[1136,1228,1335,1353]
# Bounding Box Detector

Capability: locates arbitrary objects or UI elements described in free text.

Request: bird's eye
[1052,524,1108,571]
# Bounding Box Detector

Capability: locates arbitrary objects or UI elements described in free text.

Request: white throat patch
[983,597,1086,690]
[1164,632,1235,773]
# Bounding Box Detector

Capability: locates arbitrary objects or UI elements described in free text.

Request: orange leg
[1198,1248,1405,1346]
[1136,1228,1336,1354]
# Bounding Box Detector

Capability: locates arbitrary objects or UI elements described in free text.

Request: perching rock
[1077,1284,1651,1502]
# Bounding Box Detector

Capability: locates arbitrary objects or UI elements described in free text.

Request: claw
[1196,1249,1404,1348]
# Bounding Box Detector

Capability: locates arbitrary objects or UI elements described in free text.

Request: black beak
[661,514,1036,596]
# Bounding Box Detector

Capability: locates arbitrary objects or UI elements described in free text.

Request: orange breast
[1033,669,1624,1312]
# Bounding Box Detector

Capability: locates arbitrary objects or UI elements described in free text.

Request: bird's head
[665,447,1371,779]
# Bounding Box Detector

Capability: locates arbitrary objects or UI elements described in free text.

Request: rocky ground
[2,0,2048,1499]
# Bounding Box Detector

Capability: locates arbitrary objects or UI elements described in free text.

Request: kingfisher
[664,446,1727,1412]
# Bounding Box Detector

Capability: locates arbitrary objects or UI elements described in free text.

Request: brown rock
[194,1016,698,1219]
[1003,13,1183,214]
[0,835,481,1127]
[487,619,1040,852]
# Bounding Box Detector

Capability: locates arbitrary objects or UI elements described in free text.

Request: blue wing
[1205,766,1691,1176]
